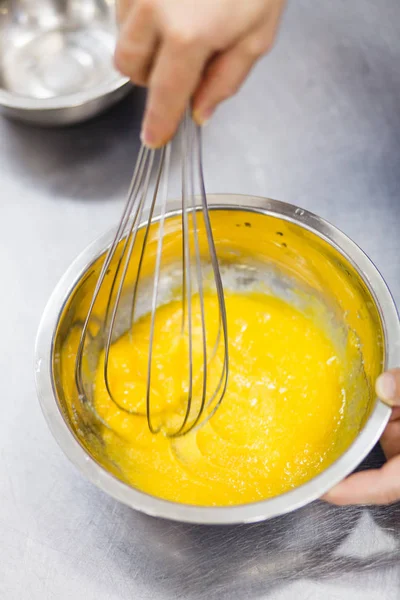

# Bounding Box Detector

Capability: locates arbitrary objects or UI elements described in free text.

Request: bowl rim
[34,194,400,525]
[0,76,130,112]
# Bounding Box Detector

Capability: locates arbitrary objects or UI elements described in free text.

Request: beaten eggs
[89,291,352,506]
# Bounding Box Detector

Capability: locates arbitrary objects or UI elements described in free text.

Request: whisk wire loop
[75,115,229,438]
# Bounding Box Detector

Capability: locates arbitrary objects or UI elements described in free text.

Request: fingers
[376,369,400,407]
[116,1,212,146]
[141,39,210,147]
[116,0,133,24]
[192,2,285,123]
[325,369,400,506]
[322,455,400,505]
[115,0,286,145]
[389,406,400,422]
[115,1,159,86]
[380,418,400,459]
[192,37,265,125]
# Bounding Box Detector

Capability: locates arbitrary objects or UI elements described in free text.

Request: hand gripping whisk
[75,114,229,437]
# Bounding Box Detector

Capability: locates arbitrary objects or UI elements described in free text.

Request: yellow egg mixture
[91,291,350,506]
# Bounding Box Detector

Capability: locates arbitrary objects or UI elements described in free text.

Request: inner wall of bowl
[53,208,384,485]
[0,0,120,101]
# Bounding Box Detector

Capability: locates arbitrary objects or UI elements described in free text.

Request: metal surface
[1,0,400,596]
[0,0,130,125]
[35,194,398,524]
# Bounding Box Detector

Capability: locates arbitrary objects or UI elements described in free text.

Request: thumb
[322,455,400,505]
[376,369,400,407]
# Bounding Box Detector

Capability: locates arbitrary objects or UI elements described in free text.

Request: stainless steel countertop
[1,1,400,598]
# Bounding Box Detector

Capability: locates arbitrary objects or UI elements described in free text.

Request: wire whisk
[75,112,229,437]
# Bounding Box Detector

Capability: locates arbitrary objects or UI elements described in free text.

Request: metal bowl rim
[0,76,130,111]
[34,194,400,525]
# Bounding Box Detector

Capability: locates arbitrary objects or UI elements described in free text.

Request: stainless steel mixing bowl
[0,0,130,125]
[35,195,400,524]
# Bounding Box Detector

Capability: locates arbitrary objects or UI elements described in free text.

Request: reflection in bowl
[0,0,130,125]
[35,195,400,524]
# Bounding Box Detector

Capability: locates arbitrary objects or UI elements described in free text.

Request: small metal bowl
[35,195,400,524]
[0,0,130,125]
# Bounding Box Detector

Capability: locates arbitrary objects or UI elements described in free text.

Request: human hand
[323,370,400,505]
[115,0,286,147]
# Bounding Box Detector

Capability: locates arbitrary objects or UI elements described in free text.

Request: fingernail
[193,107,214,126]
[140,127,158,149]
[376,373,397,405]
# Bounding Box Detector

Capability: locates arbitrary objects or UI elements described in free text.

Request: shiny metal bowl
[0,0,130,125]
[35,195,400,524]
